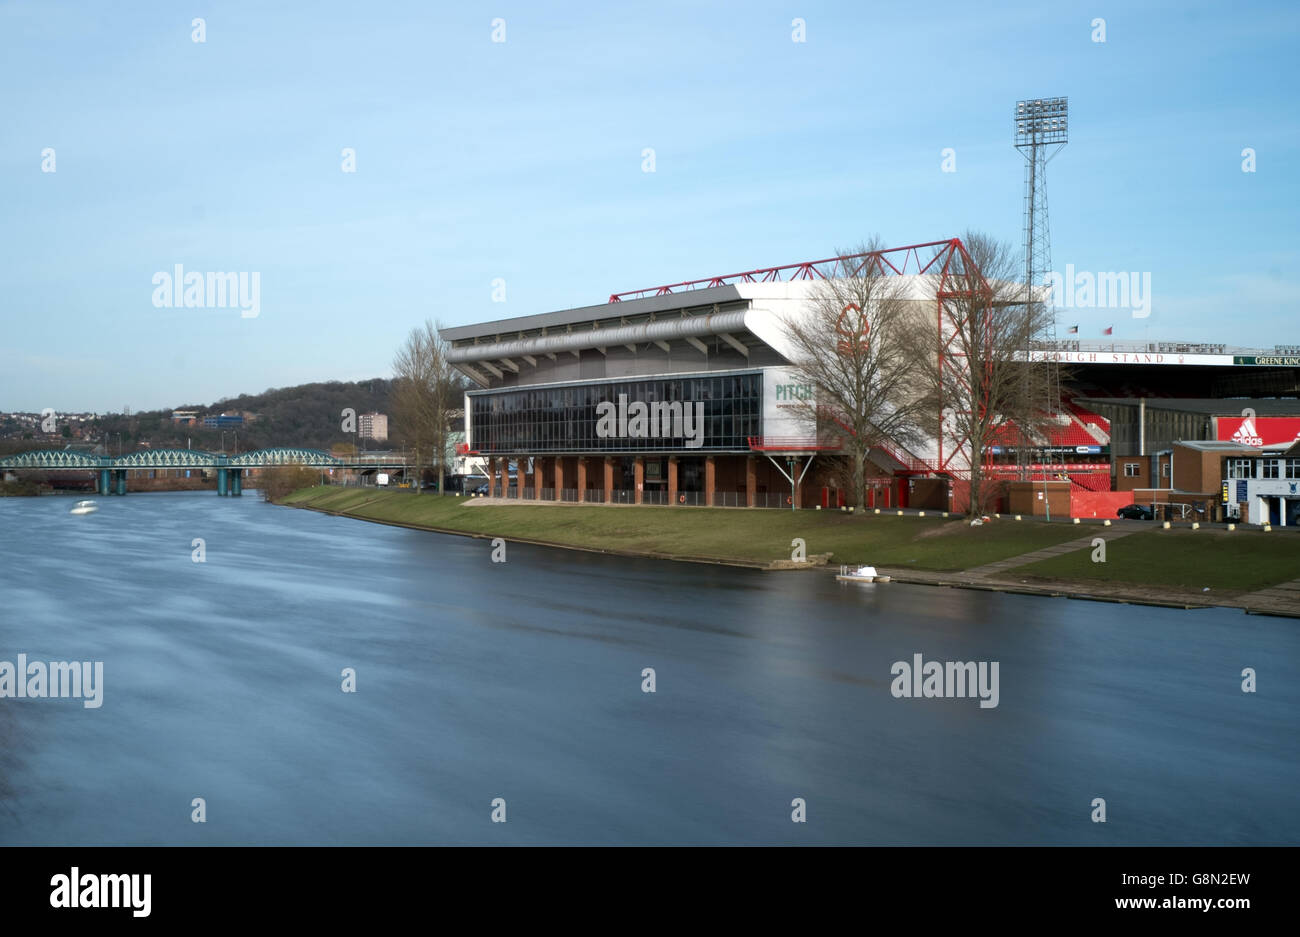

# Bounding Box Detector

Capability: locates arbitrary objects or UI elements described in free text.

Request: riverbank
[282,486,1300,616]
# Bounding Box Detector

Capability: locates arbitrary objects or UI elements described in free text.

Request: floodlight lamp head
[1014,96,1068,146]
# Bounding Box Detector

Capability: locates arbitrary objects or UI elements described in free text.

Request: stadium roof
[1082,398,1300,414]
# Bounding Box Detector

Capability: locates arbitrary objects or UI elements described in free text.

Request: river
[0,491,1296,845]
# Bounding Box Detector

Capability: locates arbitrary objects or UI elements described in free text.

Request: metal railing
[458,483,836,509]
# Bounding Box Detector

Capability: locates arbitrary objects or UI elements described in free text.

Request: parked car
[1116,504,1154,520]
[466,475,516,496]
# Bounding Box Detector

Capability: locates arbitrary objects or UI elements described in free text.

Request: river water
[0,491,1296,845]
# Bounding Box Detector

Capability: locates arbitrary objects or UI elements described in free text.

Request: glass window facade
[1227,458,1253,479]
[469,373,761,453]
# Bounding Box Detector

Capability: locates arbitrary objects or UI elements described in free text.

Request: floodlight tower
[1014,96,1068,479]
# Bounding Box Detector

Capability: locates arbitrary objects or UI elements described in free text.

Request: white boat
[836,564,890,583]
[69,500,99,515]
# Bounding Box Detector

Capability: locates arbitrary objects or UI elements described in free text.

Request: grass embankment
[1017,528,1300,594]
[283,486,1091,570]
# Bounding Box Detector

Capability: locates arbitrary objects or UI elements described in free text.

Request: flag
[1102,326,1113,335]
[1067,325,1078,334]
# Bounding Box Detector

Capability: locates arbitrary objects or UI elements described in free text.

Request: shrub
[259,464,321,502]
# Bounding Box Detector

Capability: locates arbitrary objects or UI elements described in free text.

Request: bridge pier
[231,469,242,496]
[217,468,228,496]
[98,469,111,496]
[114,469,126,496]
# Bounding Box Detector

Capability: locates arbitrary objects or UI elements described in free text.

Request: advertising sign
[1216,416,1300,448]
[1233,355,1300,366]
[763,367,816,439]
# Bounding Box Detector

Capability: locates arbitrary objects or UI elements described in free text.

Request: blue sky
[2,0,1297,412]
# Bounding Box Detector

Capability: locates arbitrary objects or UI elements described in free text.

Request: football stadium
[444,242,1300,525]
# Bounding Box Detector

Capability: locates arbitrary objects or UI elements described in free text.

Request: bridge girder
[1,446,351,470]
[0,449,105,469]
[228,447,342,467]
[113,448,223,468]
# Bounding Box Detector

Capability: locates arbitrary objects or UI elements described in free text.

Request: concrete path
[1238,578,1300,616]
[964,529,1137,579]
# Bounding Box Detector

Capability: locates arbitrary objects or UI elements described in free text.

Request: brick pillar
[603,457,614,504]
[500,459,509,499]
[534,458,544,500]
[745,456,756,508]
[667,457,678,505]
[576,457,587,502]
[634,457,644,505]
[792,459,802,509]
[487,457,497,498]
[554,457,565,498]
[705,456,716,507]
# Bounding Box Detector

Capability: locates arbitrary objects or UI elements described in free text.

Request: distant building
[171,410,199,424]
[359,412,388,442]
[202,412,245,428]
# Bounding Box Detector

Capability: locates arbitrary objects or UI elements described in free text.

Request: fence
[417,482,823,509]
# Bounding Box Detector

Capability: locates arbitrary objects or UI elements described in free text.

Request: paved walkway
[964,529,1138,579]
[1239,578,1300,615]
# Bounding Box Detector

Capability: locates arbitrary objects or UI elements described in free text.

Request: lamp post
[1041,447,1051,522]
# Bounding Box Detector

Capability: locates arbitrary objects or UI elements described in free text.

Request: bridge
[0,448,408,496]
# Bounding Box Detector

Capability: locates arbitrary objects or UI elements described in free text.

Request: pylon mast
[1014,96,1067,479]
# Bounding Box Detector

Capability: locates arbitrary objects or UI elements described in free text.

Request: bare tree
[781,239,931,512]
[925,231,1058,515]
[391,320,459,494]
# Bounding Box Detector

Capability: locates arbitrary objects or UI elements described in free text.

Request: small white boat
[69,500,99,515]
[836,564,890,583]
